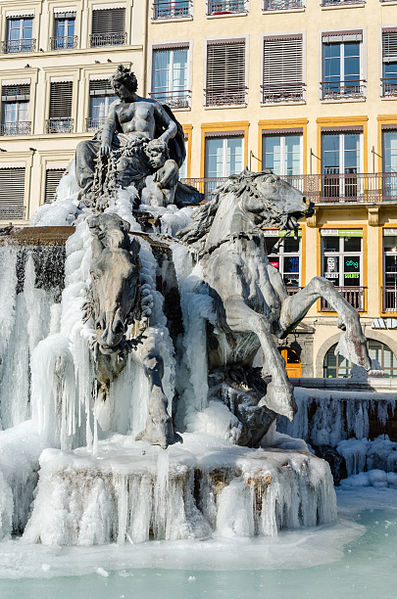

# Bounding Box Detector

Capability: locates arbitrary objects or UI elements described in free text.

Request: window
[151,46,189,108]
[382,128,397,199]
[47,81,73,133]
[152,0,191,20]
[51,11,76,50]
[178,136,188,179]
[262,35,304,103]
[204,133,243,195]
[383,230,397,311]
[4,16,35,53]
[88,78,117,130]
[321,131,362,199]
[0,167,25,219]
[321,31,364,99]
[205,39,246,106]
[324,341,397,378]
[90,7,126,47]
[263,0,303,11]
[262,133,302,176]
[45,168,66,203]
[1,84,30,136]
[265,232,301,289]
[382,29,397,97]
[321,229,364,310]
[207,0,247,15]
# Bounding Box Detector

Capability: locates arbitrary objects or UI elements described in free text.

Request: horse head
[87,213,141,354]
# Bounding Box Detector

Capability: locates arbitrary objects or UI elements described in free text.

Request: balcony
[381,77,397,98]
[89,32,127,47]
[1,38,36,53]
[149,90,191,109]
[0,121,31,136]
[86,116,106,131]
[382,288,397,312]
[46,118,73,134]
[321,0,364,5]
[207,0,247,14]
[321,80,366,100]
[204,87,247,106]
[152,0,192,19]
[263,0,304,10]
[261,83,305,104]
[182,173,397,204]
[321,287,365,311]
[50,35,78,50]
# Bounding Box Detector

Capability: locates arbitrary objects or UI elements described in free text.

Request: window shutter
[89,78,115,96]
[206,39,245,103]
[92,8,125,33]
[383,29,397,63]
[1,84,30,101]
[0,167,25,219]
[45,169,65,204]
[49,81,72,118]
[263,35,303,90]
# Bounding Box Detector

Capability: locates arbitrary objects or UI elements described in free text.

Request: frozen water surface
[0,488,397,599]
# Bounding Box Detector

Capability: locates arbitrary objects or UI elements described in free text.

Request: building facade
[1,0,397,377]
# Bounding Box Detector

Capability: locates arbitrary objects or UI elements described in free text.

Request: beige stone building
[1,0,397,377]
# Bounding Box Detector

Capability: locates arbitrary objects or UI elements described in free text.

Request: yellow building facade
[1,0,397,377]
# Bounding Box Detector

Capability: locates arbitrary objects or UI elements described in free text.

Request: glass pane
[323,236,340,252]
[284,256,299,274]
[285,135,301,175]
[344,134,360,172]
[323,43,341,82]
[172,49,188,93]
[323,255,339,279]
[383,132,397,173]
[226,138,243,176]
[344,236,361,252]
[344,256,360,285]
[152,50,170,93]
[322,134,340,173]
[344,42,360,80]
[283,237,299,253]
[205,138,224,178]
[263,136,281,174]
[265,238,279,255]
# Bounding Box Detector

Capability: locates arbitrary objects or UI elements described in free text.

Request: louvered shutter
[49,81,72,118]
[45,169,65,203]
[89,78,115,96]
[206,39,246,105]
[383,29,397,63]
[262,35,303,102]
[92,8,125,33]
[0,167,25,219]
[1,84,30,100]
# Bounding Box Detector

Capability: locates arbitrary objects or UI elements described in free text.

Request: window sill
[261,8,305,14]
[321,2,366,8]
[260,100,306,107]
[204,103,247,109]
[169,106,191,112]
[320,96,366,103]
[206,12,248,18]
[151,16,193,23]
[380,95,397,101]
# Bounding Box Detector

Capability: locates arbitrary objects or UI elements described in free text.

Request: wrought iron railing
[207,0,247,14]
[263,0,303,9]
[86,116,106,131]
[182,173,397,204]
[321,80,366,100]
[46,118,73,133]
[0,202,24,220]
[261,83,305,103]
[149,89,191,109]
[204,87,248,106]
[0,121,31,136]
[286,286,302,295]
[50,35,78,50]
[382,287,397,312]
[381,77,397,97]
[2,38,36,53]
[152,0,192,19]
[321,0,364,5]
[89,32,127,47]
[321,287,365,311]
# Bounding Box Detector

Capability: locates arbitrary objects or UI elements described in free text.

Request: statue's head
[144,139,169,170]
[111,65,138,100]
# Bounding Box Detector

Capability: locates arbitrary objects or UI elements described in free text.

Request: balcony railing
[89,32,127,47]
[86,116,106,131]
[381,77,397,98]
[182,173,397,204]
[0,121,31,136]
[46,118,73,134]
[382,287,397,312]
[204,87,248,106]
[286,286,302,295]
[261,83,305,103]
[50,35,78,50]
[0,202,24,220]
[321,0,364,5]
[2,38,36,53]
[149,89,191,109]
[321,287,365,311]
[321,80,366,100]
[207,0,247,14]
[263,0,303,9]
[152,0,192,19]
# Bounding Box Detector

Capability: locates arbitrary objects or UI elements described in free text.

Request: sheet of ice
[30,163,80,226]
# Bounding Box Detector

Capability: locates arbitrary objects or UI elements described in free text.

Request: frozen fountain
[0,65,374,547]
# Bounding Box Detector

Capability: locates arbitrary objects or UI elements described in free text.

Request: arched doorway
[279,346,302,378]
[323,340,397,378]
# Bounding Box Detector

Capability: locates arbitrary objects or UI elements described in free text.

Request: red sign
[270,261,279,269]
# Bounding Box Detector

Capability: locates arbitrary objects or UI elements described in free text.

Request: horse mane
[177,168,299,251]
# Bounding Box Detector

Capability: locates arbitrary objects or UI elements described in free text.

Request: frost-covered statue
[75,65,200,211]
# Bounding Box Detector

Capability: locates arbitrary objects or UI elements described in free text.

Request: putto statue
[75,65,200,211]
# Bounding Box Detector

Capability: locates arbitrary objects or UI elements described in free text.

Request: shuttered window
[382,29,397,97]
[206,39,246,106]
[88,79,117,130]
[1,84,30,100]
[90,8,126,46]
[0,167,25,219]
[45,168,65,203]
[262,35,303,103]
[49,81,72,118]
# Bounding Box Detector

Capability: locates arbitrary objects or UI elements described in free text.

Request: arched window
[323,340,397,378]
